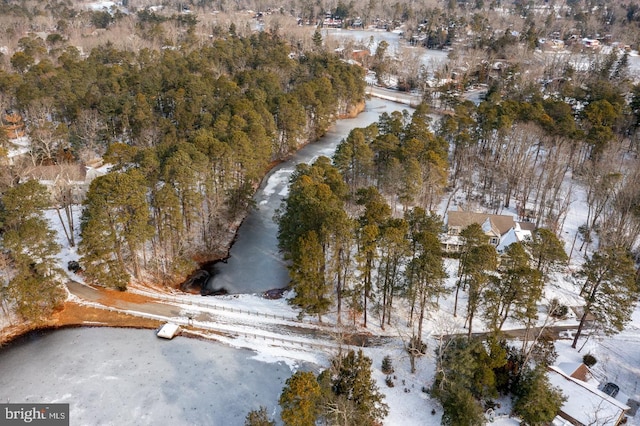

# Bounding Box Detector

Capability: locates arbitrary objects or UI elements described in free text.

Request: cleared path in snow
[66,279,578,358]
[65,280,386,352]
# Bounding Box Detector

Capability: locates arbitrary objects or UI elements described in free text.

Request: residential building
[548,365,630,426]
[442,209,533,252]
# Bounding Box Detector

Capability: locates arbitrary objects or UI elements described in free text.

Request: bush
[245,406,275,426]
[550,299,568,318]
[514,366,565,425]
[408,336,427,355]
[530,337,558,366]
[381,355,394,375]
[583,353,597,367]
[385,376,394,388]
[67,260,82,273]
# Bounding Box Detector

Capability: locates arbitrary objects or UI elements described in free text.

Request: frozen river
[0,327,305,425]
[0,98,412,425]
[0,97,413,425]
[206,96,413,294]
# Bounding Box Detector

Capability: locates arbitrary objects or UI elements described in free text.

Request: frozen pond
[0,327,305,425]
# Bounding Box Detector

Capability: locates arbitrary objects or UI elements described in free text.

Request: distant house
[351,49,370,62]
[1,111,26,139]
[581,38,601,49]
[442,210,533,252]
[20,163,104,203]
[539,38,565,50]
[322,11,342,28]
[548,365,630,426]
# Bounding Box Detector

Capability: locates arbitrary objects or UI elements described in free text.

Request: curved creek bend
[201,96,413,295]
[0,97,413,424]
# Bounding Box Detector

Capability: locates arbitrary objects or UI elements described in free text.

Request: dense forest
[0,27,365,320]
[274,35,640,423]
[1,1,640,422]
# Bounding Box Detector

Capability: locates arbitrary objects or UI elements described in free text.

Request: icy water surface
[207,97,413,294]
[0,327,299,425]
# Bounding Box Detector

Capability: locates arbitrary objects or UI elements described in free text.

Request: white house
[442,210,533,253]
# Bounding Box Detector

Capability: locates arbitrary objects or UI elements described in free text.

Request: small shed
[156,323,180,339]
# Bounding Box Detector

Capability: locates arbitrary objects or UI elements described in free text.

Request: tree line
[276,100,639,422]
[278,96,639,332]
[0,32,365,321]
[435,50,640,252]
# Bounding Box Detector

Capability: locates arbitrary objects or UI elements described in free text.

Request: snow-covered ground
[15,197,637,425]
[2,94,640,424]
[85,1,117,11]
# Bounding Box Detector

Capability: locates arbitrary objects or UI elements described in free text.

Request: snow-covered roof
[156,323,180,339]
[556,362,594,383]
[548,366,629,426]
[497,223,532,252]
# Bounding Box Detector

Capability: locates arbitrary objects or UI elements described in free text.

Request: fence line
[100,303,343,352]
[129,289,300,323]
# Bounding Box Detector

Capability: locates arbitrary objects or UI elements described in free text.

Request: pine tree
[434,336,505,403]
[326,213,355,325]
[453,223,487,317]
[279,371,321,426]
[244,406,275,426]
[381,355,394,375]
[160,143,207,237]
[276,158,349,321]
[356,187,390,328]
[376,218,408,329]
[325,350,388,426]
[434,336,504,425]
[483,243,543,332]
[289,231,332,321]
[405,213,448,350]
[1,180,64,322]
[464,243,497,337]
[356,223,379,328]
[80,169,154,290]
[527,228,568,279]
[150,183,186,283]
[572,246,639,348]
[333,128,374,195]
[513,365,565,424]
[440,384,485,426]
[276,158,347,261]
[312,29,323,50]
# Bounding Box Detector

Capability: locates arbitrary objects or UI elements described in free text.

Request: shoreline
[0,302,163,347]
[0,99,368,347]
